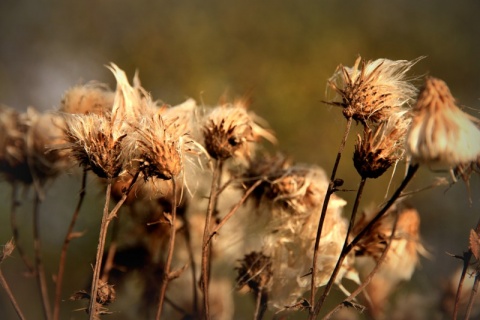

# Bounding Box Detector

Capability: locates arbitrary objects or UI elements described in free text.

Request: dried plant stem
[310,116,352,309]
[0,268,26,320]
[10,183,35,275]
[465,271,480,320]
[88,172,139,319]
[207,179,262,244]
[101,217,120,282]
[254,290,268,320]
[156,178,179,320]
[33,191,52,320]
[181,215,199,315]
[453,215,480,320]
[312,164,419,318]
[53,169,87,320]
[322,213,399,320]
[201,160,224,319]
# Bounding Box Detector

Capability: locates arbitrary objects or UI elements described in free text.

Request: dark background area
[1,1,480,319]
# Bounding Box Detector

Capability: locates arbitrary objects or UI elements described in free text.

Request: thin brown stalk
[0,269,26,320]
[180,215,199,315]
[207,179,262,244]
[322,213,399,320]
[100,217,120,282]
[10,182,35,275]
[453,215,480,320]
[254,291,268,320]
[53,169,87,320]
[464,271,480,320]
[156,178,179,320]
[310,116,352,310]
[201,160,224,319]
[33,191,52,320]
[312,164,419,318]
[88,171,139,319]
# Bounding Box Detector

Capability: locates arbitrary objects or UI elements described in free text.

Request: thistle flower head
[60,113,126,179]
[328,57,419,124]
[203,100,275,161]
[60,82,114,115]
[236,251,273,293]
[125,114,183,181]
[406,76,480,168]
[353,111,411,178]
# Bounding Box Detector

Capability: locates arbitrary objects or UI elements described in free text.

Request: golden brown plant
[60,82,114,115]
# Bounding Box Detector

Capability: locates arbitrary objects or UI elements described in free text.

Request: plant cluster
[1,57,480,320]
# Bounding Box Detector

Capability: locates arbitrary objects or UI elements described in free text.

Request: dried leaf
[70,290,90,301]
[469,229,480,260]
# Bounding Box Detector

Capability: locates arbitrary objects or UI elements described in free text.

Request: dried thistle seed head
[203,101,275,161]
[125,114,182,180]
[268,164,328,214]
[60,113,126,179]
[96,280,116,305]
[406,77,480,168]
[0,105,31,183]
[328,57,419,123]
[159,98,201,140]
[23,108,71,183]
[236,251,273,293]
[60,82,114,115]
[353,112,411,179]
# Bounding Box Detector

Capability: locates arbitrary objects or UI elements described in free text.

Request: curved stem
[322,213,399,320]
[101,217,120,282]
[310,117,352,310]
[311,164,419,318]
[181,215,199,315]
[88,181,112,319]
[10,182,35,275]
[33,191,52,320]
[0,268,26,320]
[53,169,87,320]
[156,178,179,320]
[201,160,223,319]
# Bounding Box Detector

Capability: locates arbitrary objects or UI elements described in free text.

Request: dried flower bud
[328,57,419,124]
[236,251,273,293]
[353,112,411,178]
[60,82,114,115]
[96,280,116,305]
[406,77,480,168]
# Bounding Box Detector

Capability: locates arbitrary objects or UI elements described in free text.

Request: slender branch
[0,269,26,320]
[53,169,87,320]
[10,182,35,275]
[88,171,139,319]
[254,290,268,320]
[465,272,480,320]
[156,177,180,320]
[312,177,367,318]
[88,180,112,320]
[207,179,262,244]
[312,164,419,318]
[100,217,120,282]
[180,215,199,315]
[201,160,223,319]
[33,191,52,320]
[310,116,352,310]
[322,213,399,320]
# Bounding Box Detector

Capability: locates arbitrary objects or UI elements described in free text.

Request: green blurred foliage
[0,1,480,319]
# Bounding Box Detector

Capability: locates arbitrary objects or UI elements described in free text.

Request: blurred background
[0,0,480,319]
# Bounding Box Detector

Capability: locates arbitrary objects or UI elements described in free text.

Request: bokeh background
[1,1,480,319]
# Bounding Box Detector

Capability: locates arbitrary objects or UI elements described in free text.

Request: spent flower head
[353,111,411,179]
[406,76,480,168]
[60,82,114,115]
[328,56,420,124]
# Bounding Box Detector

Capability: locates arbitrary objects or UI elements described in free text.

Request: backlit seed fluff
[406,77,480,168]
[60,82,114,115]
[328,57,419,123]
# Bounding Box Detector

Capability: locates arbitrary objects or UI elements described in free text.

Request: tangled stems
[88,171,140,319]
[322,214,399,320]
[155,178,180,320]
[311,164,419,318]
[201,160,224,319]
[310,117,352,309]
[53,169,87,320]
